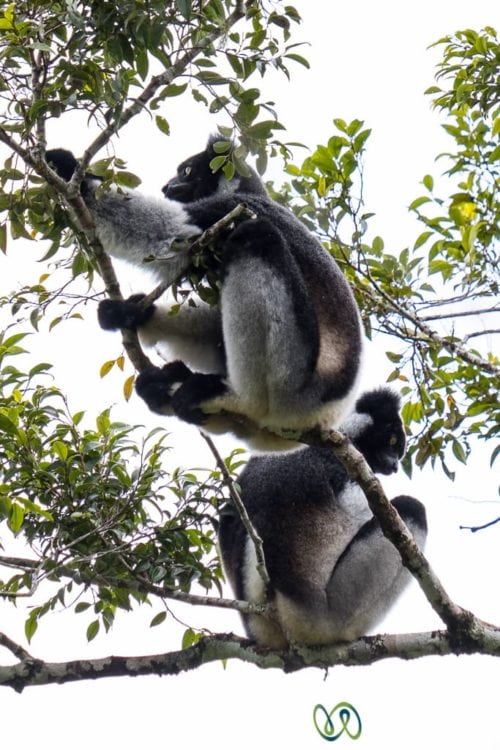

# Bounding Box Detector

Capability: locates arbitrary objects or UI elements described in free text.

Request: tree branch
[314,428,482,641]
[0,632,35,663]
[2,626,500,692]
[421,304,500,321]
[72,1,248,180]
[200,432,270,588]
[357,266,499,376]
[0,554,266,617]
[142,203,257,308]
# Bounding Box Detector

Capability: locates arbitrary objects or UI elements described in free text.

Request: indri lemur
[47,138,363,448]
[219,388,427,646]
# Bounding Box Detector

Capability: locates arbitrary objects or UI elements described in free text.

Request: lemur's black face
[354,418,406,475]
[350,388,406,475]
[162,146,220,202]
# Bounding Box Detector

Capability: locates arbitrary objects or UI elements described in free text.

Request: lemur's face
[162,146,221,202]
[355,417,406,475]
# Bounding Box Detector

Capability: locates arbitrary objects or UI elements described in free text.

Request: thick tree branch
[0,632,35,663]
[2,625,500,692]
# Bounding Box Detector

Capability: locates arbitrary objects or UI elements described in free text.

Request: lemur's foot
[135,361,192,415]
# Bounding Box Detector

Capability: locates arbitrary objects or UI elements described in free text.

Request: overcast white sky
[0,1,499,748]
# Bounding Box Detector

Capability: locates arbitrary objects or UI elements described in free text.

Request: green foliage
[428,27,499,112]
[0,4,498,653]
[0,330,230,640]
[269,30,499,475]
[0,0,307,299]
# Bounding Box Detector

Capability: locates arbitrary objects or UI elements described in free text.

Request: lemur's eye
[389,434,397,446]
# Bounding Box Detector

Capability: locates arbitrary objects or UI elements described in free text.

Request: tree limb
[200,432,270,588]
[313,427,483,642]
[2,625,500,692]
[353,262,499,376]
[0,554,266,617]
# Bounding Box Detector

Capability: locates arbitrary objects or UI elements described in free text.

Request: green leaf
[0,222,6,253]
[209,155,227,173]
[150,611,167,627]
[25,617,38,644]
[161,83,188,97]
[284,53,310,68]
[9,503,25,534]
[0,413,18,435]
[451,440,467,464]
[409,196,431,211]
[182,627,201,649]
[155,115,170,136]
[52,441,68,460]
[423,174,434,191]
[175,0,192,20]
[115,171,142,189]
[86,620,100,642]
[386,351,403,363]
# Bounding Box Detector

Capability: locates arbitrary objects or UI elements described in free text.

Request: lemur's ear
[46,149,79,181]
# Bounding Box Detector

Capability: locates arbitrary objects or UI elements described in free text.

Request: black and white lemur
[219,388,427,647]
[46,137,363,448]
[46,143,426,645]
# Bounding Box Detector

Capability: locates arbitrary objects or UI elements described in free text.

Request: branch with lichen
[2,624,500,692]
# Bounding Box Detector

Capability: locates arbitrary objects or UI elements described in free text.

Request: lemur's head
[342,388,406,475]
[162,136,265,202]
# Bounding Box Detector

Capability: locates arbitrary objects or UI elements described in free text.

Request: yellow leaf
[99,360,115,377]
[123,374,135,401]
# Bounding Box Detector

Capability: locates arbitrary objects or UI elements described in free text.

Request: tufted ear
[355,387,401,418]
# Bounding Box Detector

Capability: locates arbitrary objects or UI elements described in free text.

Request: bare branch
[460,517,500,533]
[359,280,499,375]
[0,633,34,663]
[2,626,500,691]
[421,305,500,321]
[312,427,479,637]
[462,328,499,343]
[200,432,270,588]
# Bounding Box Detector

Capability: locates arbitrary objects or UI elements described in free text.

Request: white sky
[0,1,499,748]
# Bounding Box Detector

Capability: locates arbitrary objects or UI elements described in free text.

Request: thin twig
[141,203,257,308]
[200,432,270,588]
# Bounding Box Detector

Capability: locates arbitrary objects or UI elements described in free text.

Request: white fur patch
[340,411,373,439]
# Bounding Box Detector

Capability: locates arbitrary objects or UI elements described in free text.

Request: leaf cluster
[270,76,498,475]
[0,331,229,642]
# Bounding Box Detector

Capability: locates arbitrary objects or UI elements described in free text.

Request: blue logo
[313,702,362,742]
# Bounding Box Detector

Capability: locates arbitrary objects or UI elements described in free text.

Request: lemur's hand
[98,294,156,331]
